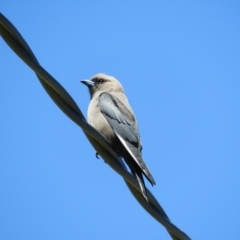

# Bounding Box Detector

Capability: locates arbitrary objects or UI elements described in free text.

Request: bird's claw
[95,152,100,159]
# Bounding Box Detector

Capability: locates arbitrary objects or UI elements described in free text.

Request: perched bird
[81,73,155,201]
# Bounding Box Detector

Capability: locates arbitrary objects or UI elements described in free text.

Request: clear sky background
[1,1,240,240]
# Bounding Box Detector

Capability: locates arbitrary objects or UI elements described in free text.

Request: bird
[81,73,155,201]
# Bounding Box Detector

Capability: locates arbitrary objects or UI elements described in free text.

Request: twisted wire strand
[0,13,191,240]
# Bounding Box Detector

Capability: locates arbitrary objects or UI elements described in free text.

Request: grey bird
[81,73,156,201]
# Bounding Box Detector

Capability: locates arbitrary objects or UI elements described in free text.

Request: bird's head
[81,73,124,98]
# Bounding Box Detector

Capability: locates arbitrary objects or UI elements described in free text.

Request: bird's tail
[116,133,156,186]
[115,134,154,201]
[122,150,149,201]
[134,170,149,202]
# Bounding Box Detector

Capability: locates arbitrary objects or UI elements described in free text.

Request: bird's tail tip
[135,173,149,202]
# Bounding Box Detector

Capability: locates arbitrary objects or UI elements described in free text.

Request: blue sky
[1,1,240,240]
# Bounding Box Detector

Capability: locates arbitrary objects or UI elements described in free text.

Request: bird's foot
[95,152,100,159]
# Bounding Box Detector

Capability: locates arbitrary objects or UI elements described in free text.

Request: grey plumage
[81,73,155,201]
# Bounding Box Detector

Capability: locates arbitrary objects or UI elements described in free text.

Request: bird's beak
[80,80,95,87]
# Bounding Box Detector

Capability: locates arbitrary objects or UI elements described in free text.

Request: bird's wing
[99,92,139,146]
[99,92,155,185]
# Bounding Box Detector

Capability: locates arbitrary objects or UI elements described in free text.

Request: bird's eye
[98,78,104,83]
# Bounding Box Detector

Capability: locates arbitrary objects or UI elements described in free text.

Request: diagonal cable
[0,12,191,240]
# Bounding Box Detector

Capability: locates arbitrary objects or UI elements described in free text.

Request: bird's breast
[87,96,116,144]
